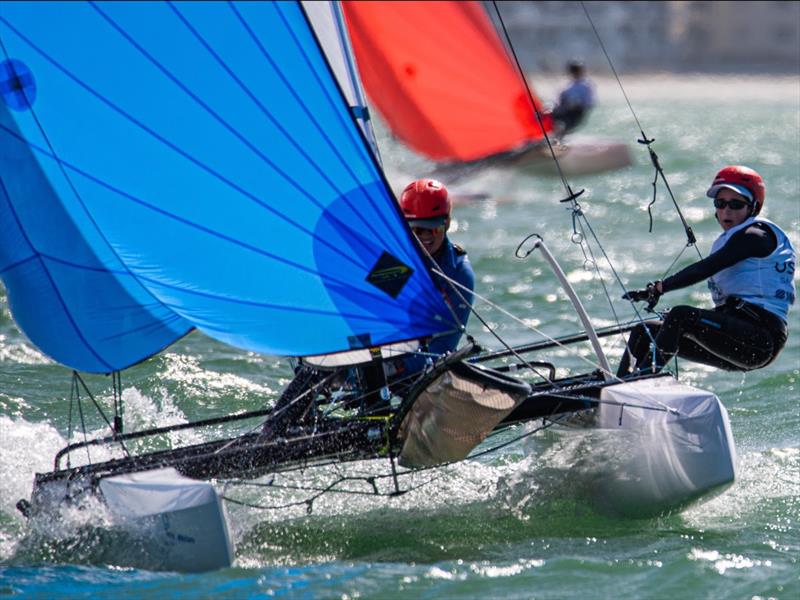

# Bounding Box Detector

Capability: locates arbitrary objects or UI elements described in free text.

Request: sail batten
[141,273,446,331]
[0,117,192,373]
[98,3,366,200]
[0,1,456,365]
[0,122,365,276]
[244,4,413,256]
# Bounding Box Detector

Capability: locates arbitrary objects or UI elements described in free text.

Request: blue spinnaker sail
[0,110,192,373]
[0,1,455,363]
[0,39,192,373]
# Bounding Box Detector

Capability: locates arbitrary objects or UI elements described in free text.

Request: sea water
[1,74,798,599]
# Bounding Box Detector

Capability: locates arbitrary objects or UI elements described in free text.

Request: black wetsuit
[617,222,789,376]
[551,78,594,134]
[551,105,587,135]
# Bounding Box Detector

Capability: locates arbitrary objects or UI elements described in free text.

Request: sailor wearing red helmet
[396,178,475,373]
[618,165,795,376]
[262,179,474,437]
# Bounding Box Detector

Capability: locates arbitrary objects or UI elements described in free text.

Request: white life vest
[707,217,796,322]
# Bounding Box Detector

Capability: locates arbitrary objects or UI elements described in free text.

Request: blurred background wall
[488,1,800,74]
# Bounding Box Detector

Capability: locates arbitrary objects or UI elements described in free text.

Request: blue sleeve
[450,254,474,329]
[428,254,474,354]
[399,252,475,375]
[661,224,777,293]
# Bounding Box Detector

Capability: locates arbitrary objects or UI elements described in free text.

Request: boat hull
[98,468,234,572]
[572,377,736,516]
[431,137,632,183]
[28,467,233,572]
[512,137,633,176]
[21,418,390,571]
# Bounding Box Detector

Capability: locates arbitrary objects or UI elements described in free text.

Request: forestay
[0,1,457,365]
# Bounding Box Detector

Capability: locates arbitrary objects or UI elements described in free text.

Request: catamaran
[0,1,734,572]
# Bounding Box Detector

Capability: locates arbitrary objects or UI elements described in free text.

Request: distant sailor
[551,60,596,135]
[618,165,795,376]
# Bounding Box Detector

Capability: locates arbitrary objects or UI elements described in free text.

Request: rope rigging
[21,4,750,541]
[68,370,131,467]
[490,1,580,200]
[579,1,701,257]
[217,372,680,514]
[575,0,705,378]
[487,1,718,378]
[490,1,662,360]
[219,414,568,513]
[491,1,702,271]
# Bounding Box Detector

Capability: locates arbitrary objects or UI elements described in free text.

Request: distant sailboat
[342,0,632,176]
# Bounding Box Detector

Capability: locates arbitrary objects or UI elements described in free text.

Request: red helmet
[399,178,451,223]
[706,165,765,215]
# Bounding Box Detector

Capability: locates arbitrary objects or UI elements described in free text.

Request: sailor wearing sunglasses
[391,178,475,379]
[618,165,795,376]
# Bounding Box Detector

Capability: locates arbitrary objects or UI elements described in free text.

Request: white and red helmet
[706,165,766,215]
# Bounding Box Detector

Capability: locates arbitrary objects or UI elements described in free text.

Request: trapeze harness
[619,217,795,375]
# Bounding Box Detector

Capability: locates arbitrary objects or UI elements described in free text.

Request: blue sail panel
[0,1,456,358]
[0,100,192,373]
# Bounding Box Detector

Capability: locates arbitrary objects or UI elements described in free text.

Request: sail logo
[0,59,36,111]
[366,251,413,298]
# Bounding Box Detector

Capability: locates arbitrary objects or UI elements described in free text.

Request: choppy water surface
[1,75,798,599]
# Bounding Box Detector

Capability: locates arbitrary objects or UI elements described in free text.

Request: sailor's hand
[622,282,662,309]
[622,287,651,302]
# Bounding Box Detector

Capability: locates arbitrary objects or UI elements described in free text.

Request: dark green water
[1,75,798,599]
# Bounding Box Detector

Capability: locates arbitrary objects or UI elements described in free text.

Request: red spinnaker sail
[342,1,551,163]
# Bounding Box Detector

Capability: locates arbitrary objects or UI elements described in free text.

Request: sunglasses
[412,225,445,235]
[713,198,751,210]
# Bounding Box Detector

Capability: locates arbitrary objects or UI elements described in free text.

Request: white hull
[512,137,633,176]
[99,468,234,572]
[565,377,736,517]
[31,468,234,572]
[23,376,733,569]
